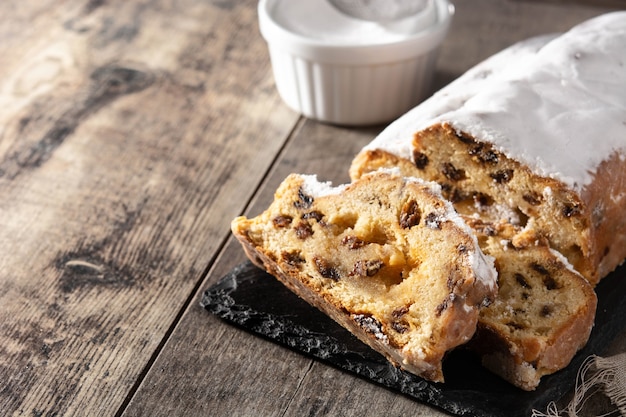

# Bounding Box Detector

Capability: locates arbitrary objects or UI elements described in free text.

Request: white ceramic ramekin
[258,0,454,126]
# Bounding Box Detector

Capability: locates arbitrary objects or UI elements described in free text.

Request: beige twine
[532,353,626,417]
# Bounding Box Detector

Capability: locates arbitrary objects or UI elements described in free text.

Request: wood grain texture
[119,1,623,416]
[121,121,426,417]
[2,0,624,416]
[0,0,298,416]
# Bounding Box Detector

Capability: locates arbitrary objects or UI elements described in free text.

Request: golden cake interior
[232,172,495,381]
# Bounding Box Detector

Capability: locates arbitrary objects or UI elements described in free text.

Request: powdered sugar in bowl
[258,0,454,126]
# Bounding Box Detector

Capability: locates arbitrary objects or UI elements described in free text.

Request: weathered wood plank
[122,120,416,417]
[0,0,298,416]
[120,1,621,416]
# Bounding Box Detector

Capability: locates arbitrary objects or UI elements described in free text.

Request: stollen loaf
[351,11,626,286]
[349,12,624,389]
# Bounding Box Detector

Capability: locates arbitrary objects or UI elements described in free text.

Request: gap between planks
[279,360,316,417]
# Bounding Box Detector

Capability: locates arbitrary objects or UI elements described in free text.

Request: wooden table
[1,1,624,416]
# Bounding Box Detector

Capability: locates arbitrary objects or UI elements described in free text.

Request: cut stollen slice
[231,169,497,382]
[465,218,597,391]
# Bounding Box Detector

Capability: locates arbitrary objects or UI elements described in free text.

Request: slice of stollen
[466,218,597,391]
[231,169,497,382]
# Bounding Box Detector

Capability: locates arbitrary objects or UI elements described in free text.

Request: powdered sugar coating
[362,12,626,192]
[300,174,347,197]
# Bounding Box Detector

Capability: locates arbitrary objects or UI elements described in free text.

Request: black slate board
[201,261,626,417]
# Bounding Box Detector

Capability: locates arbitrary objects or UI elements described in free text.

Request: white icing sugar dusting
[300,174,346,197]
[468,248,498,292]
[362,12,626,191]
[362,34,555,158]
[352,314,389,343]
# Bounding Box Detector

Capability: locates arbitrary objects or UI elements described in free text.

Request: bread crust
[582,152,626,280]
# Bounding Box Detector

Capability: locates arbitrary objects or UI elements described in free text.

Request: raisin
[441,162,466,181]
[435,294,455,317]
[281,251,304,266]
[295,222,313,239]
[490,169,514,184]
[313,257,341,280]
[523,192,542,206]
[447,189,462,204]
[435,300,449,317]
[562,202,582,218]
[400,200,421,229]
[272,215,293,228]
[473,192,493,207]
[531,262,550,276]
[540,305,553,317]
[531,263,561,290]
[391,306,409,318]
[543,276,560,290]
[413,151,429,170]
[454,131,475,144]
[294,187,313,209]
[515,273,532,289]
[391,321,409,334]
[447,270,462,290]
[302,211,324,222]
[469,143,499,164]
[351,260,384,277]
[341,235,366,250]
[440,183,452,195]
[424,212,442,229]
